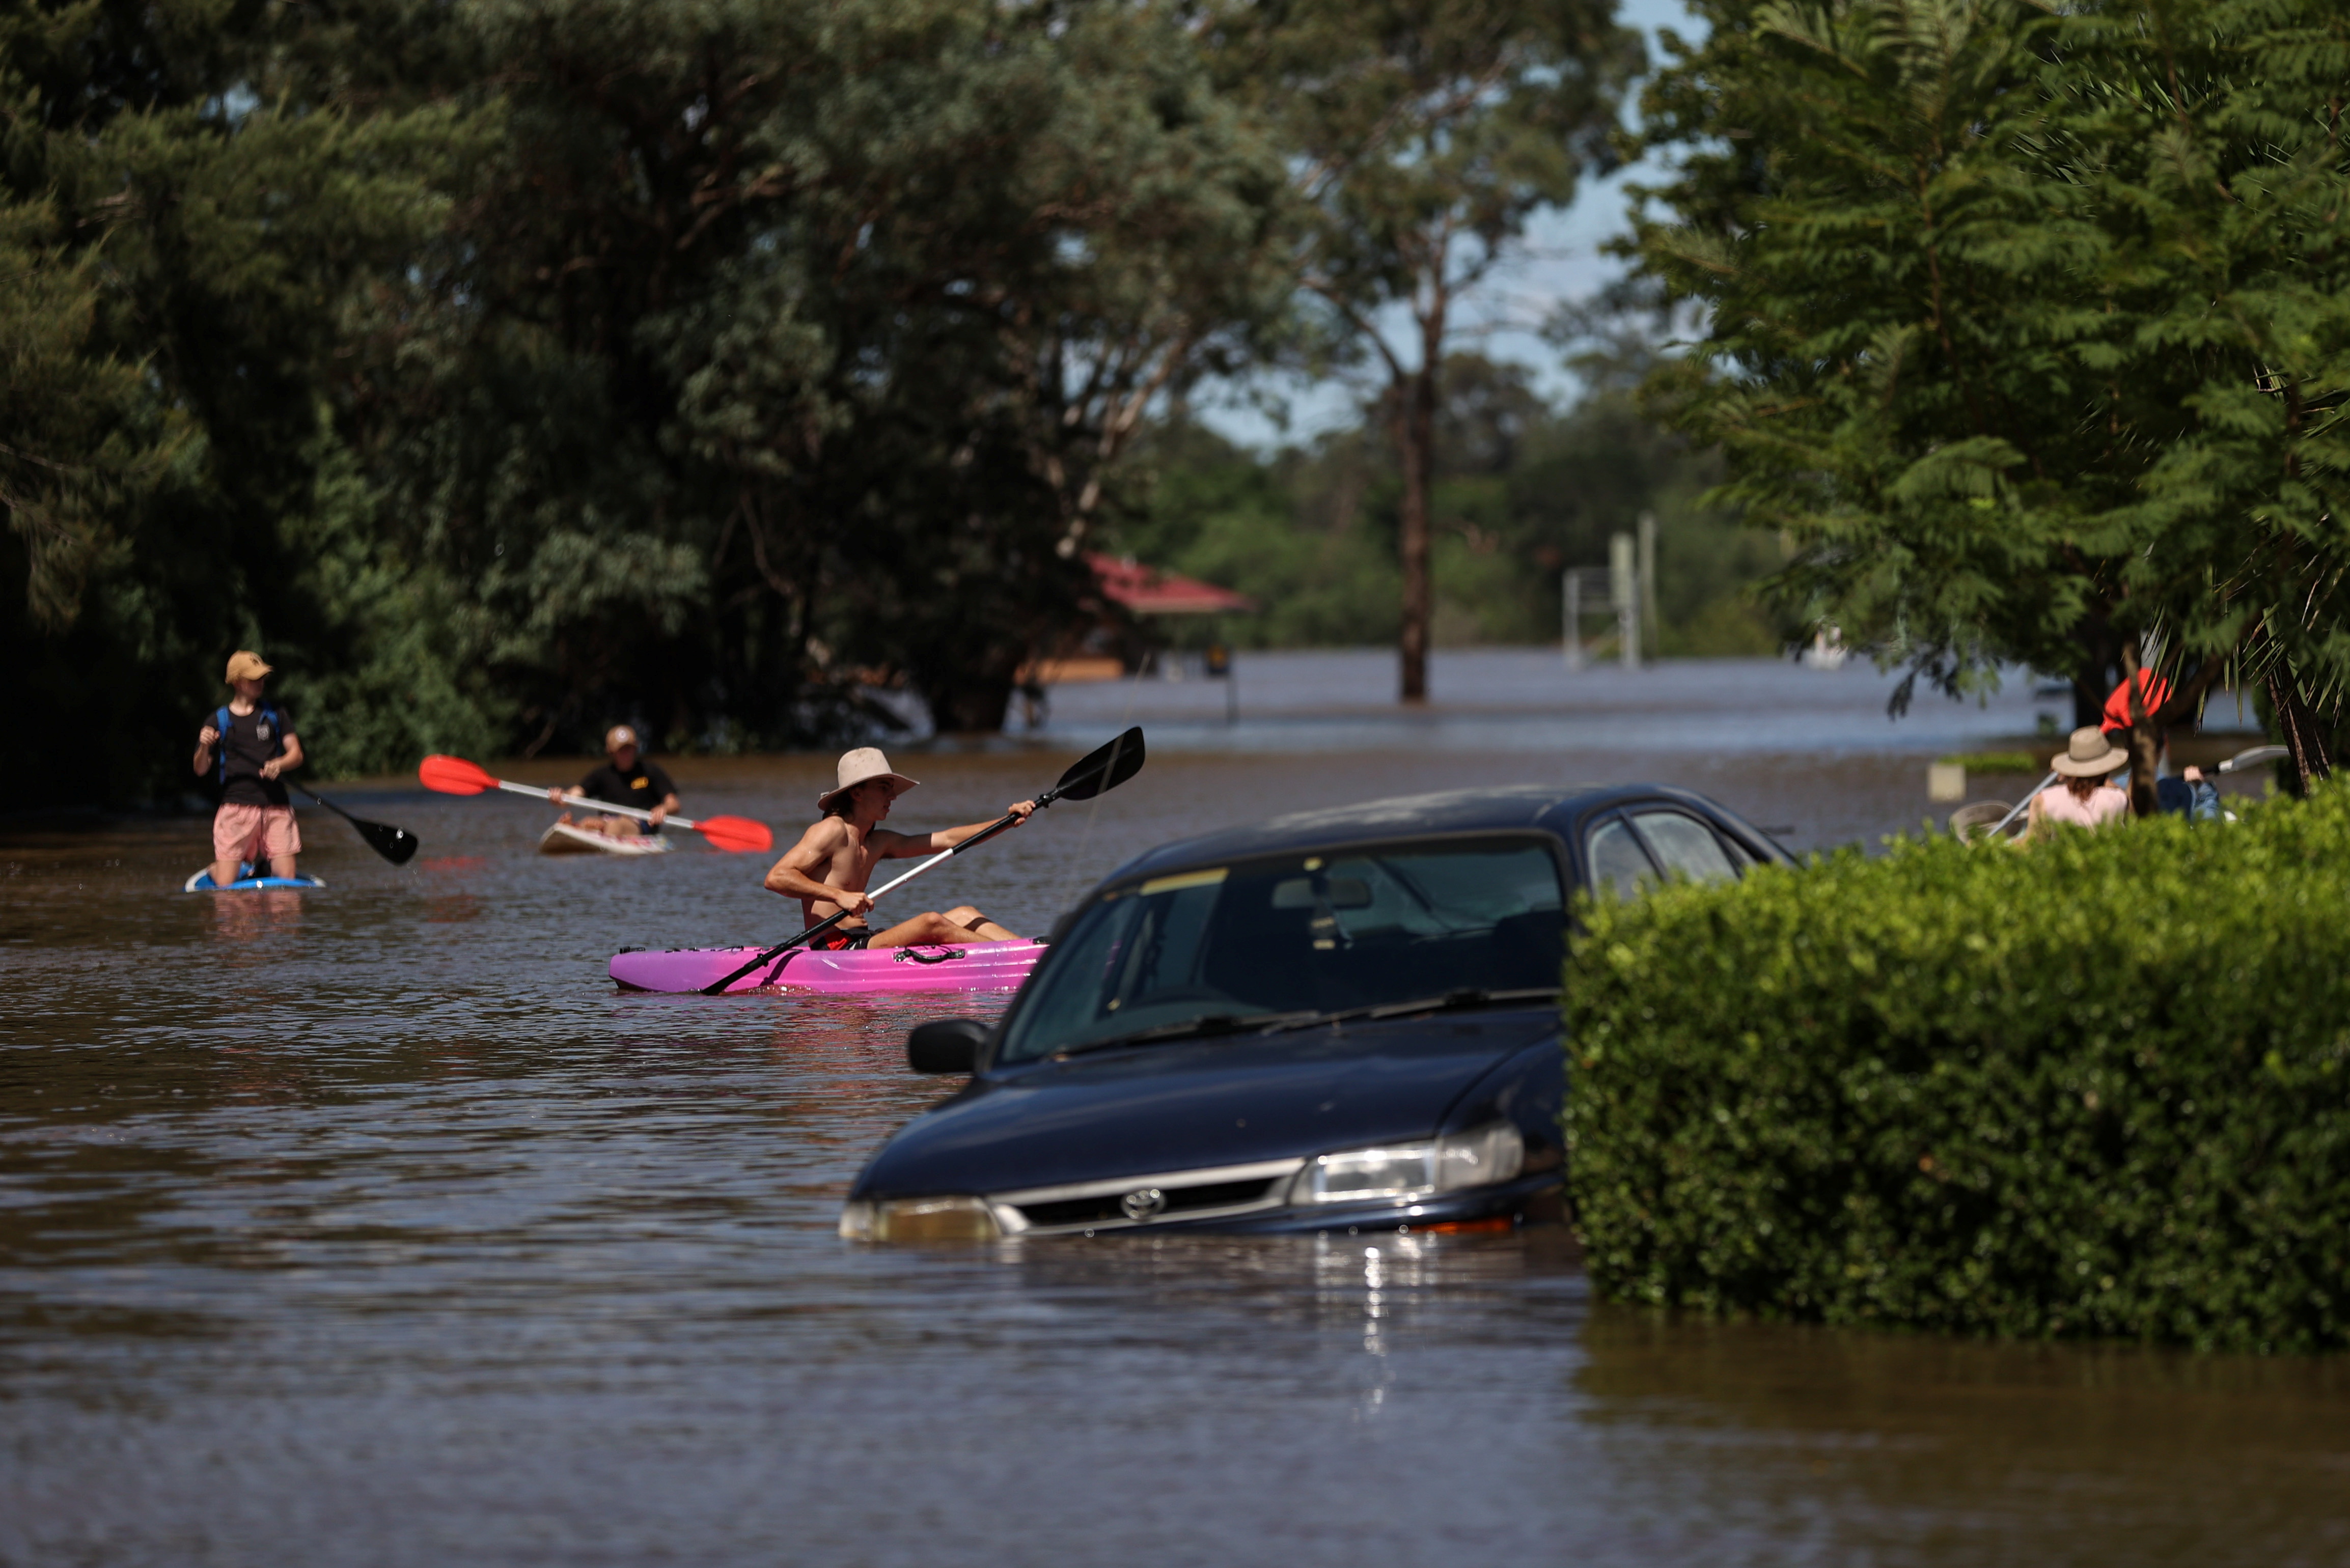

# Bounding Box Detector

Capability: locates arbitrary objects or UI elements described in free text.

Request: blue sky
[1194,0,1702,451]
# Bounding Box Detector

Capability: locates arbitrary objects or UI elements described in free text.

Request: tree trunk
[1395,358,1437,704]
[2071,674,2107,734]
[2265,668,2331,795]
[2121,643,2159,818]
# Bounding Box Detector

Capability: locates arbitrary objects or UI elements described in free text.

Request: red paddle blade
[693,815,773,853]
[419,754,499,796]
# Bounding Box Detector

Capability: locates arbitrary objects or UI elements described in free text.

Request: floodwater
[3,653,2327,1567]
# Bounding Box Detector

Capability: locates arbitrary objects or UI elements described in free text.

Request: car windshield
[997,835,1565,1062]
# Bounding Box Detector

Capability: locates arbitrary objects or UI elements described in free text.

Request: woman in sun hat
[2023,726,2131,839]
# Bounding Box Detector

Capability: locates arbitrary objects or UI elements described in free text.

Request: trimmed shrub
[1564,787,2350,1352]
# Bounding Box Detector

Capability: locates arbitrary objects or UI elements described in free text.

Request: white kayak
[539,821,673,856]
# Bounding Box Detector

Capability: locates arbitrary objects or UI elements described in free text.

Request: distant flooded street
[3,653,2324,1567]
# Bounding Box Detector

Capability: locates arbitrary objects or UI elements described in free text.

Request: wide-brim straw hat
[2051,725,2128,778]
[818,747,919,810]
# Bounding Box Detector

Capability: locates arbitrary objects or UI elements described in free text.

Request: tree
[1,0,476,801]
[1115,352,1760,651]
[1208,0,1639,699]
[1628,0,2350,798]
[356,0,1288,743]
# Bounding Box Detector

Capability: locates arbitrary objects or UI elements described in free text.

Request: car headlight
[838,1195,1003,1242]
[1289,1122,1526,1206]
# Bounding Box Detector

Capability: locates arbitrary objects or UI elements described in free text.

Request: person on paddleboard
[763,748,1034,949]
[548,725,681,839]
[192,651,306,886]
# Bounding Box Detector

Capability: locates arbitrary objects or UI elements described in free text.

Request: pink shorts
[213,803,301,864]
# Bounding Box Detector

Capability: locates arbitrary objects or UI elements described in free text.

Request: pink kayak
[610,940,1046,995]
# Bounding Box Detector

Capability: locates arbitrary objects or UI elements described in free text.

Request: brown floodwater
[2,655,2325,1566]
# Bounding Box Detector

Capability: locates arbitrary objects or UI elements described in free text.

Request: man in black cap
[549,725,681,838]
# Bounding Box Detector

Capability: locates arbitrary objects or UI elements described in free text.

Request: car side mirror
[907,1017,988,1075]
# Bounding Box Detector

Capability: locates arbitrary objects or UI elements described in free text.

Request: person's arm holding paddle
[880,800,1038,857]
[260,731,304,780]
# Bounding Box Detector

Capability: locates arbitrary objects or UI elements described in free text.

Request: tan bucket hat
[818,747,919,810]
[2051,726,2128,778]
[224,650,273,683]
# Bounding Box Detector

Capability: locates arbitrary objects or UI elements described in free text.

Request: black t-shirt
[208,703,297,807]
[577,758,678,831]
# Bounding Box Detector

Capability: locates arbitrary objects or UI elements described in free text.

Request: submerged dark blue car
[840,784,1792,1243]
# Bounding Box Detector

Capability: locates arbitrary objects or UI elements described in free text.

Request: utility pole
[1637,510,1659,662]
[1563,570,1582,670]
[1609,531,1639,672]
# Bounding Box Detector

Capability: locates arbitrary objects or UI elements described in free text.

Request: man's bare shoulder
[788,817,854,856]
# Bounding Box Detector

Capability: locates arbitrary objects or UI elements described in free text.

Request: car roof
[1106,782,1749,883]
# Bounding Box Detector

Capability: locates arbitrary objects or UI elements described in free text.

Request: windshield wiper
[1048,988,1558,1059]
[1052,1010,1319,1059]
[1259,987,1561,1034]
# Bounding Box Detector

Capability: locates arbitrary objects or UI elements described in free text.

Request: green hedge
[1564,787,2350,1352]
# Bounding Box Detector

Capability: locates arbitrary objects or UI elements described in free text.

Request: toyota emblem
[1120,1187,1167,1222]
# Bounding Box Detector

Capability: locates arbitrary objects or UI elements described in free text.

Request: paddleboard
[539,822,673,856]
[612,939,1046,995]
[185,866,326,892]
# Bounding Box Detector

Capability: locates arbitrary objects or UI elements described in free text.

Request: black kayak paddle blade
[294,782,421,865]
[356,818,422,865]
[1050,726,1145,804]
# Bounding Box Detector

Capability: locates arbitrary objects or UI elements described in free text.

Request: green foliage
[6,0,1292,798]
[1629,0,2350,741]
[1205,0,1641,694]
[1,0,478,801]
[1566,787,2350,1352]
[1119,358,1777,654]
[1939,751,2037,771]
[1122,421,1401,647]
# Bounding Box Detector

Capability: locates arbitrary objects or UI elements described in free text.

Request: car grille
[989,1159,1303,1236]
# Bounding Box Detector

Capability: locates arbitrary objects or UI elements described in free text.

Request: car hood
[850,1010,1559,1198]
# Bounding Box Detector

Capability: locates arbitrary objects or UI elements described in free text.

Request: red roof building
[1086,552,1255,615]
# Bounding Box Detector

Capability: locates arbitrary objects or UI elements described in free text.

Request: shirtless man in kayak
[762,748,1034,948]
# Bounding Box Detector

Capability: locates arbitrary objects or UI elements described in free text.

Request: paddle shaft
[290,781,364,826]
[289,782,419,864]
[1987,773,2058,838]
[503,778,708,830]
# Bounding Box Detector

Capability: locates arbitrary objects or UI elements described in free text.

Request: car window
[1629,809,1739,885]
[1584,817,1654,902]
[998,836,1565,1061]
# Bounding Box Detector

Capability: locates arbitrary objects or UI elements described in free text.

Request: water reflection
[1573,1308,2350,1566]
[0,744,2337,1566]
[208,889,306,946]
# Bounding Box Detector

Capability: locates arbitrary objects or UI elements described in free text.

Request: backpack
[214,703,285,783]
